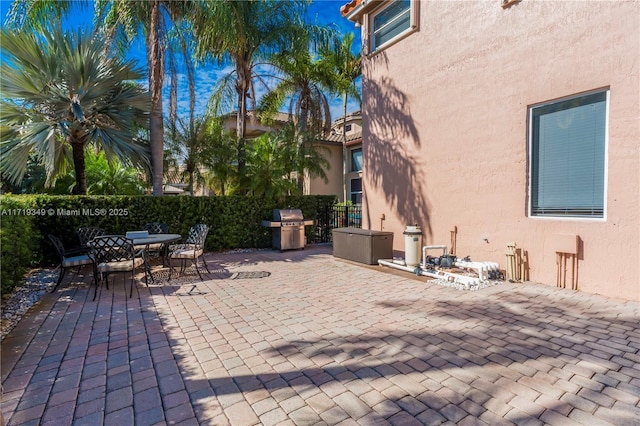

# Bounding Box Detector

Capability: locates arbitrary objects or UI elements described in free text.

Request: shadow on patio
[1,245,639,425]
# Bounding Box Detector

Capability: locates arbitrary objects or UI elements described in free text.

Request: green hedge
[0,196,39,295]
[0,194,336,294]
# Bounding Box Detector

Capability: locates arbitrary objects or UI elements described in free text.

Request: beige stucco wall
[359,1,639,301]
[307,143,345,200]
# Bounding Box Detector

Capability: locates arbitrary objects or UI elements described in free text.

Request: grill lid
[273,209,304,222]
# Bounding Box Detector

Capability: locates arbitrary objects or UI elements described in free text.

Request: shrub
[0,196,39,294]
[0,194,337,290]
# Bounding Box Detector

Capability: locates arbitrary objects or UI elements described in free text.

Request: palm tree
[3,150,147,195]
[191,0,309,192]
[96,0,195,196]
[85,150,147,195]
[0,28,151,194]
[4,0,81,32]
[320,32,362,201]
[244,123,328,198]
[245,129,298,199]
[5,0,194,196]
[201,121,237,196]
[0,153,74,195]
[260,29,333,137]
[166,115,214,196]
[258,25,335,192]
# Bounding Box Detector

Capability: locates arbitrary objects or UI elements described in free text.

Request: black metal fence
[313,204,362,243]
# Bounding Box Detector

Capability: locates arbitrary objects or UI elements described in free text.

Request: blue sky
[0,0,361,123]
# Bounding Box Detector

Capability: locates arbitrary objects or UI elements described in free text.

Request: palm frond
[0,25,151,191]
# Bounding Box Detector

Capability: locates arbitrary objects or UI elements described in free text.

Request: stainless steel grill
[262,209,313,251]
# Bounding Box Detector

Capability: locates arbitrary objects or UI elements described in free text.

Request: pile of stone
[1,269,56,341]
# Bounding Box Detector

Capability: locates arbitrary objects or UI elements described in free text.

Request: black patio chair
[141,222,170,263]
[168,223,210,280]
[142,222,169,234]
[48,234,95,295]
[88,235,148,299]
[77,226,105,253]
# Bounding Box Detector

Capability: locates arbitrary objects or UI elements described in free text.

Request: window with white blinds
[530,91,607,218]
[372,0,411,51]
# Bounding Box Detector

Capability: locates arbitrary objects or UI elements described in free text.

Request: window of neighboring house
[371,0,414,52]
[529,90,608,218]
[351,148,363,172]
[345,124,352,132]
[350,178,363,204]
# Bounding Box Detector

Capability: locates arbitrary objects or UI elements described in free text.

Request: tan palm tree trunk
[236,60,251,192]
[149,0,165,196]
[70,136,87,195]
[188,169,195,196]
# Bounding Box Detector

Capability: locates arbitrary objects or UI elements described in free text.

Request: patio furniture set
[48,222,210,300]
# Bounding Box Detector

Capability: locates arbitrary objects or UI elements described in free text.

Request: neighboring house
[162,112,292,196]
[165,111,362,199]
[342,0,639,301]
[220,110,363,201]
[163,166,205,196]
[220,111,291,137]
[310,111,363,202]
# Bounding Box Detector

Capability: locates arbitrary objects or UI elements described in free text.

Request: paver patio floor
[1,245,639,425]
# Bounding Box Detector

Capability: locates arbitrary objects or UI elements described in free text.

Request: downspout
[342,93,348,202]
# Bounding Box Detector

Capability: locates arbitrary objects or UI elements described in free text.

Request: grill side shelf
[261,221,282,228]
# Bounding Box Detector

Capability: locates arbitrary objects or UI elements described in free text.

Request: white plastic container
[403,224,423,267]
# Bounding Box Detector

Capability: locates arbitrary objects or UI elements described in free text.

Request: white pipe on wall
[379,243,500,288]
[378,259,482,286]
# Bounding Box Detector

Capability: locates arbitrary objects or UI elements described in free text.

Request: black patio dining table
[127,232,182,247]
[126,231,182,274]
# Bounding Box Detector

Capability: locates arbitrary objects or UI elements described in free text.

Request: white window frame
[369,0,418,53]
[350,147,363,172]
[527,89,609,221]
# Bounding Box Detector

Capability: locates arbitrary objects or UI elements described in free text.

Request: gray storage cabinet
[332,227,394,265]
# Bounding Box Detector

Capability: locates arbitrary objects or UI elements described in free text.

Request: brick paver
[1,245,639,425]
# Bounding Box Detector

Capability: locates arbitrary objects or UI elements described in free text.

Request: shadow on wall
[363,72,432,239]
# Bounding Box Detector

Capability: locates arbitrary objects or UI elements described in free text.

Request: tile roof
[324,130,362,144]
[340,0,363,17]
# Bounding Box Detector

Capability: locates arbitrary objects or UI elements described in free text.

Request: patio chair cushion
[170,247,203,259]
[168,243,197,251]
[134,243,164,252]
[61,254,93,268]
[97,257,144,273]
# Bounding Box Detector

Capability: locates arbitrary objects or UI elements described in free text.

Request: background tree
[96,0,195,196]
[191,0,309,193]
[0,153,74,195]
[0,148,147,195]
[166,115,215,196]
[244,123,328,199]
[202,120,238,196]
[259,24,334,192]
[320,32,362,202]
[245,128,298,199]
[4,0,82,32]
[85,150,147,195]
[260,26,333,136]
[0,28,151,194]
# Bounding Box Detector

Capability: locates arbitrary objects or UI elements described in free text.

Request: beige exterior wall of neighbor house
[307,113,364,201]
[346,1,639,301]
[307,143,345,199]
